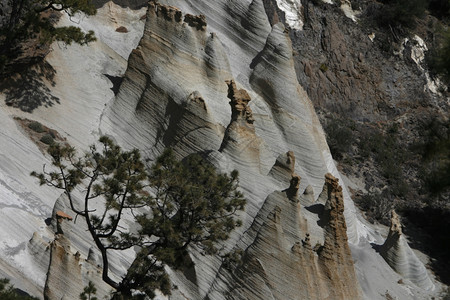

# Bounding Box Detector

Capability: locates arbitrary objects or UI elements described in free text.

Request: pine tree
[80,281,98,300]
[0,0,96,72]
[32,138,246,298]
[120,149,246,298]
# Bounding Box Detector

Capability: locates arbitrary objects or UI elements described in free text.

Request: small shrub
[40,134,54,145]
[355,192,393,224]
[426,28,450,85]
[222,249,244,270]
[416,118,450,195]
[324,118,355,161]
[319,63,328,72]
[48,130,56,138]
[28,121,44,133]
[79,281,97,300]
[377,0,427,29]
[358,125,408,184]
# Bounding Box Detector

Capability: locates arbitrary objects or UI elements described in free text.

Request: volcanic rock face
[0,0,444,299]
[44,235,83,300]
[99,1,366,299]
[101,1,232,159]
[102,0,334,204]
[379,211,434,290]
[209,161,361,300]
[40,194,116,300]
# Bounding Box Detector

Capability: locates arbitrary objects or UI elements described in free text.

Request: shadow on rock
[305,203,326,227]
[402,207,450,285]
[370,242,381,253]
[1,59,60,113]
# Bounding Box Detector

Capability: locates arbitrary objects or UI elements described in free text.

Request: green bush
[324,118,355,161]
[426,29,450,85]
[27,121,44,133]
[377,0,427,29]
[355,192,393,224]
[358,125,407,178]
[416,118,450,195]
[40,134,54,145]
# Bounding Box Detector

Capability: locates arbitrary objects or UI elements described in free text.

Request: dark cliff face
[291,1,442,122]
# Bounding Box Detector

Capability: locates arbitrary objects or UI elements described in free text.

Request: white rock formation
[275,0,304,30]
[0,0,443,299]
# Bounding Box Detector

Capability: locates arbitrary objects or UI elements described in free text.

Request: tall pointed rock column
[318,173,362,299]
[219,80,263,172]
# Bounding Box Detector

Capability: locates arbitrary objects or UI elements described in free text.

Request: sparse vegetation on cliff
[377,0,427,29]
[427,28,450,85]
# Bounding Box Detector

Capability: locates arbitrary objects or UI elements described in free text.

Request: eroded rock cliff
[208,157,361,300]
[379,211,433,290]
[0,0,445,299]
[98,1,439,299]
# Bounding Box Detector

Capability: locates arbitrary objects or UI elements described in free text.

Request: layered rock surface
[207,158,361,300]
[0,0,444,299]
[98,1,439,299]
[379,211,434,290]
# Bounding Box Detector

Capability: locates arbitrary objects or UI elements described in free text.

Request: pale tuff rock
[274,0,304,30]
[101,2,362,298]
[267,151,301,201]
[212,169,360,299]
[268,150,296,184]
[101,1,232,159]
[243,0,273,37]
[85,1,438,299]
[225,80,255,125]
[379,211,434,290]
[249,21,331,196]
[302,184,315,206]
[184,14,207,31]
[43,195,117,299]
[152,2,182,22]
[339,0,358,22]
[28,232,51,284]
[286,174,301,201]
[51,194,72,236]
[87,247,98,265]
[219,81,264,172]
[161,90,225,159]
[44,235,83,300]
[318,173,362,299]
